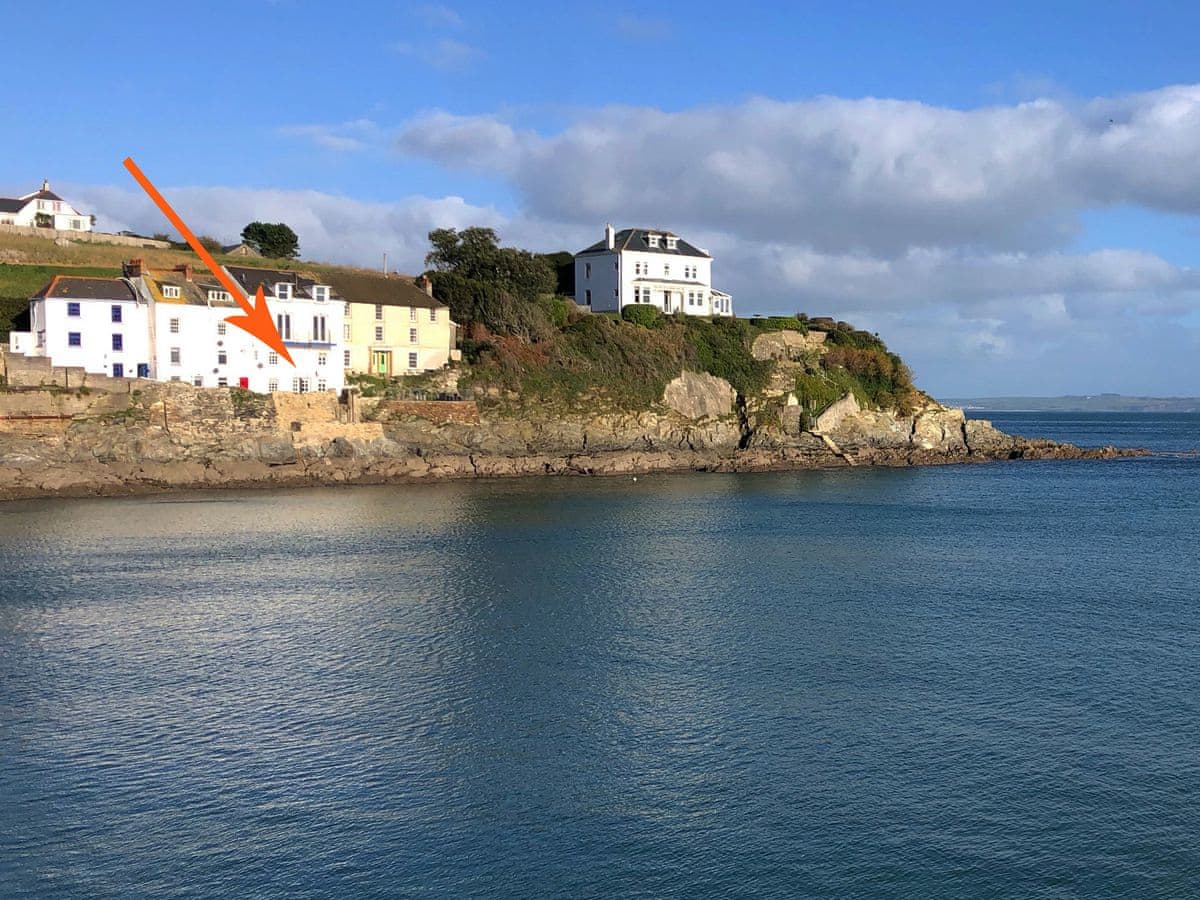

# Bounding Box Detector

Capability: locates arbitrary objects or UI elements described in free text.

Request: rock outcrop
[0,373,1140,501]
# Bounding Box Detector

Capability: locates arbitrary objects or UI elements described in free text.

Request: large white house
[0,180,93,232]
[11,261,345,393]
[574,225,733,317]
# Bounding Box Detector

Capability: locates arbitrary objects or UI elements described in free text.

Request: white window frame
[276,283,292,300]
[162,285,181,299]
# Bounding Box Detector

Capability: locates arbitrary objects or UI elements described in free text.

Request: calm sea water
[1,413,1197,899]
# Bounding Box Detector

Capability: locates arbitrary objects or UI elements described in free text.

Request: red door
[239,377,249,389]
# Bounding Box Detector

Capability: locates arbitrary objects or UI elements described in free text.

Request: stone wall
[0,224,170,248]
[370,399,481,425]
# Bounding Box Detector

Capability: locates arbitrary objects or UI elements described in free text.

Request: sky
[5,0,1200,397]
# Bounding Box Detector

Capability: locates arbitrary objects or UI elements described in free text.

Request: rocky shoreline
[0,363,1142,502]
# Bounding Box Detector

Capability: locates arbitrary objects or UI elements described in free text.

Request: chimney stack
[421,274,433,297]
[605,223,615,250]
[41,179,49,192]
[174,263,193,282]
[123,258,144,278]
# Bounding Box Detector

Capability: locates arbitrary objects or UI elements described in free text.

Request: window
[268,351,279,365]
[71,219,82,230]
[317,352,327,366]
[293,377,309,393]
[217,321,226,336]
[170,347,181,365]
[276,283,292,300]
[664,263,671,277]
[585,263,592,279]
[343,301,351,315]
[67,302,80,317]
[343,322,352,341]
[193,376,203,387]
[409,307,417,321]
[170,376,181,382]
[217,377,228,388]
[343,350,351,367]
[217,351,227,365]
[312,315,327,343]
[585,289,592,305]
[268,378,278,392]
[646,233,660,248]
[169,318,180,334]
[111,305,122,323]
[68,332,81,347]
[409,328,417,343]
[666,236,678,250]
[374,325,384,342]
[112,334,123,351]
[317,379,327,392]
[312,285,329,302]
[162,285,180,299]
[208,290,231,303]
[137,364,149,378]
[408,352,418,369]
[374,304,383,320]
[276,313,291,340]
[112,363,123,378]
[429,308,437,322]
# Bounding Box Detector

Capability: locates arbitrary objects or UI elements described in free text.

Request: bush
[747,315,809,334]
[682,317,773,396]
[621,304,664,328]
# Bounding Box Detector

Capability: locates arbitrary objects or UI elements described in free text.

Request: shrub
[682,317,773,396]
[621,304,664,328]
[747,315,809,334]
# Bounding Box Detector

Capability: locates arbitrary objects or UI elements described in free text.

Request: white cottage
[22,275,152,378]
[0,180,93,232]
[574,225,733,317]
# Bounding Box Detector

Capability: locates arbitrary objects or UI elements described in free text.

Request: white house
[574,225,733,317]
[22,275,152,378]
[10,261,346,394]
[0,180,93,232]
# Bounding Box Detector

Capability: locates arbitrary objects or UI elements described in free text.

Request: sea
[0,412,1197,899]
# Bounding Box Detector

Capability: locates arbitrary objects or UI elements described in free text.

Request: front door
[372,350,392,376]
[663,291,672,313]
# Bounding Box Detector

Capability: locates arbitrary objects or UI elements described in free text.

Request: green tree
[241,221,299,259]
[34,213,52,228]
[425,227,555,300]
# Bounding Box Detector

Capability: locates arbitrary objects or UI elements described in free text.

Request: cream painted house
[325,272,456,377]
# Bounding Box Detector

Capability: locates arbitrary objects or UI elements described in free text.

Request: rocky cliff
[0,360,1132,500]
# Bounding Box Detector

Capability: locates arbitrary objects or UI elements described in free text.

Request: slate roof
[225,265,325,300]
[33,276,136,301]
[145,271,239,307]
[0,198,25,213]
[22,189,64,202]
[321,271,446,310]
[576,228,711,259]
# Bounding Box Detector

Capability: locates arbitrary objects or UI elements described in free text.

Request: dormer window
[276,283,292,300]
[646,233,660,248]
[207,290,231,303]
[312,285,329,302]
[162,285,181,299]
[666,236,678,250]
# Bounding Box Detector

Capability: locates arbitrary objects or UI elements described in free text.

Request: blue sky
[5,0,1200,395]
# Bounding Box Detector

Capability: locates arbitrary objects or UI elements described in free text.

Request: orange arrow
[122,157,295,365]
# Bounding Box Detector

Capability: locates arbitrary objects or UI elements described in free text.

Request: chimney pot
[42,179,49,192]
[421,274,433,297]
[123,258,144,278]
[605,223,615,250]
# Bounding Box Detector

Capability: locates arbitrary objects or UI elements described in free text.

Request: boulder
[661,371,736,420]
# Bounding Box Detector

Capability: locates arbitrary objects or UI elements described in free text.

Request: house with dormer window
[0,180,93,231]
[574,224,733,317]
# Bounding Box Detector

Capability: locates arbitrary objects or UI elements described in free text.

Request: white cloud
[67,183,503,273]
[391,38,483,71]
[412,3,462,28]
[277,119,380,152]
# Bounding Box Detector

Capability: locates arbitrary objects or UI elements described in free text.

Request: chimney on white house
[421,274,433,296]
[41,179,50,192]
[605,223,615,250]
